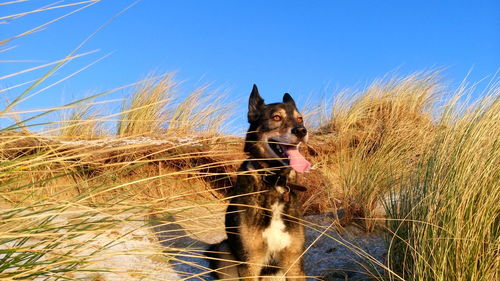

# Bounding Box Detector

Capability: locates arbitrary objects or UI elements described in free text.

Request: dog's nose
[291,126,307,138]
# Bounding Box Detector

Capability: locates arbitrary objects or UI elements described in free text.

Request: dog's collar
[251,160,287,184]
[251,160,308,195]
[287,183,307,192]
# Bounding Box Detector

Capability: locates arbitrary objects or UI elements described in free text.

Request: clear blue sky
[1,0,499,132]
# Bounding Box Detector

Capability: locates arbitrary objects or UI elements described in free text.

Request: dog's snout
[291,126,307,138]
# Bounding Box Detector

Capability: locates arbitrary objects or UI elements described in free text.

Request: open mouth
[268,139,296,164]
[267,138,311,173]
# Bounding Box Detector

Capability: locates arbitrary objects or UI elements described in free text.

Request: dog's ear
[248,84,265,123]
[283,93,297,108]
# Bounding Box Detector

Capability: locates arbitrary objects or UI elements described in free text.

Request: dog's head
[244,85,311,173]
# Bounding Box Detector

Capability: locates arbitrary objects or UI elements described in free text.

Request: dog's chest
[262,200,291,253]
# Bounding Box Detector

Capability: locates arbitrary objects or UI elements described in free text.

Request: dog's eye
[272,115,282,121]
[297,116,303,123]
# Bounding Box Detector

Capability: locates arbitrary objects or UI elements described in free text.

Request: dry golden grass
[0,134,242,204]
[304,73,439,229]
[118,74,176,137]
[57,103,106,140]
[0,66,242,208]
[382,85,499,281]
[117,74,231,138]
[0,80,241,279]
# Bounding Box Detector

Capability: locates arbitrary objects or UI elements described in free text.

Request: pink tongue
[285,147,311,173]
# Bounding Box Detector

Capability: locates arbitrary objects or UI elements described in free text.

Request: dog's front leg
[280,237,306,281]
[237,250,267,281]
[282,259,305,281]
[280,254,305,281]
[238,261,263,281]
[238,227,266,280]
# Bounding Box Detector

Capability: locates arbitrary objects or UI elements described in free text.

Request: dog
[208,85,311,280]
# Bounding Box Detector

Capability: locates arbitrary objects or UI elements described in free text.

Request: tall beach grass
[383,85,499,281]
[307,74,498,280]
[1,2,498,279]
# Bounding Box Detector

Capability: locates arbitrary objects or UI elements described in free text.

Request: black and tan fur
[208,85,309,280]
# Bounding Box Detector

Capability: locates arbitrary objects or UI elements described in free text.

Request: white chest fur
[262,201,291,253]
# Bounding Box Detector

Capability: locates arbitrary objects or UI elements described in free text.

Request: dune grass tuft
[57,103,106,140]
[309,73,439,230]
[117,74,230,138]
[118,74,176,137]
[383,86,499,281]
